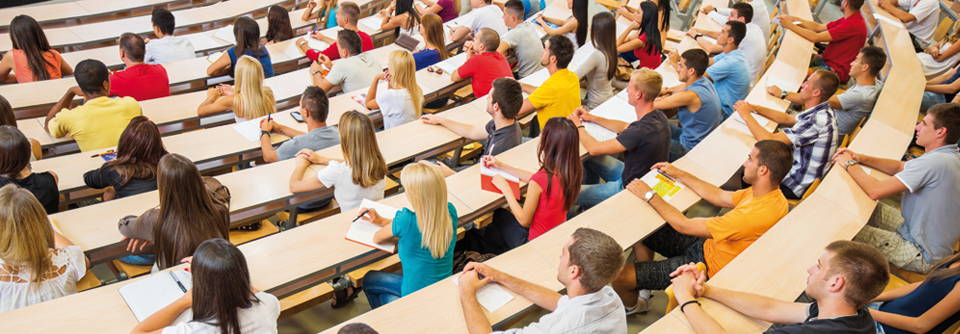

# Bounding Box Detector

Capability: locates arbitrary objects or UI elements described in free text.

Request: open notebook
[346,199,400,253]
[480,165,521,200]
[118,270,194,324]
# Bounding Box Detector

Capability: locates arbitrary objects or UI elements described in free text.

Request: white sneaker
[624,290,653,315]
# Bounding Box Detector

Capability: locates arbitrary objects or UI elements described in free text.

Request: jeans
[362,270,403,309]
[809,55,831,71]
[119,254,155,266]
[668,124,689,162]
[921,91,945,111]
[575,155,625,210]
[619,51,639,64]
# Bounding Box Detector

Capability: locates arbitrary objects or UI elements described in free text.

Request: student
[576,12,618,110]
[701,0,771,41]
[0,95,42,161]
[421,77,523,171]
[519,36,581,131]
[289,110,388,211]
[144,8,196,65]
[313,30,383,93]
[83,117,168,201]
[264,5,295,44]
[415,0,459,22]
[198,56,277,121]
[569,69,671,209]
[452,28,514,98]
[769,46,885,136]
[919,20,960,79]
[130,239,280,334]
[869,251,960,334]
[689,3,766,85]
[339,323,379,334]
[700,21,751,119]
[0,126,59,214]
[777,0,867,83]
[45,59,142,152]
[412,14,448,70]
[109,33,171,101]
[614,140,792,314]
[304,0,340,29]
[207,16,274,78]
[298,2,373,62]
[449,0,508,42]
[734,69,840,200]
[498,0,545,79]
[0,184,88,314]
[379,0,421,37]
[458,228,628,334]
[832,103,960,274]
[534,0,587,47]
[259,86,340,163]
[457,117,583,255]
[877,0,940,50]
[616,1,663,70]
[658,49,722,161]
[365,50,423,129]
[118,154,230,270]
[360,162,457,308]
[617,0,671,47]
[0,15,73,84]
[922,64,960,110]
[670,240,888,334]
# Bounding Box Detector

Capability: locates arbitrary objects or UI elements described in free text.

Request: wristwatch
[780,90,789,99]
[260,130,270,138]
[644,190,657,202]
[844,159,858,170]
[577,125,585,129]
[694,33,702,41]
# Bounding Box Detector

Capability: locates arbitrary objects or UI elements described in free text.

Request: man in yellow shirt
[519,35,581,132]
[612,140,792,315]
[45,59,142,152]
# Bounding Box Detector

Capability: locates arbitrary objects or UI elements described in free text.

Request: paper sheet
[451,275,515,312]
[655,64,682,88]
[232,115,269,142]
[359,16,383,31]
[434,52,468,74]
[480,165,519,182]
[700,35,717,44]
[213,25,237,44]
[640,171,685,201]
[770,18,802,26]
[583,97,637,141]
[542,5,573,20]
[708,11,727,26]
[118,270,194,323]
[206,52,223,63]
[732,111,771,127]
[873,13,904,28]
[519,68,551,87]
[765,75,795,91]
[346,199,400,253]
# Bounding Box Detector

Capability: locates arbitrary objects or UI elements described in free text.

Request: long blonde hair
[339,110,388,187]
[233,56,277,120]
[388,50,423,117]
[0,184,55,289]
[400,162,453,259]
[947,20,960,44]
[316,0,340,28]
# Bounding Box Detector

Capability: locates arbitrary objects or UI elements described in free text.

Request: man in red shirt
[776,0,867,82]
[295,2,373,62]
[452,28,514,97]
[108,33,171,101]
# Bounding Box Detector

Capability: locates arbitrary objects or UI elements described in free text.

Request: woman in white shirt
[919,21,960,79]
[379,0,421,37]
[364,50,423,129]
[288,110,389,211]
[575,12,618,110]
[197,56,276,122]
[0,184,89,313]
[131,238,280,334]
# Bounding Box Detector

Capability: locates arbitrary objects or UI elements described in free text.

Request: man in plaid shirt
[732,69,840,199]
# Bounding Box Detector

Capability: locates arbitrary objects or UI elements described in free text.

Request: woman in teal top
[302,0,339,29]
[359,161,457,309]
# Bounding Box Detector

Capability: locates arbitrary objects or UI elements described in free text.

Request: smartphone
[291,111,304,123]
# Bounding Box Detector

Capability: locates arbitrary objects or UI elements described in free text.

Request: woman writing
[534,0,588,47]
[84,116,168,201]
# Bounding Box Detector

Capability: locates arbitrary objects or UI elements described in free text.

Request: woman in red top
[455,117,583,255]
[616,1,663,70]
[0,15,73,84]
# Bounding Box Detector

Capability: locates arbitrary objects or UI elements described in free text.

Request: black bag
[452,251,496,275]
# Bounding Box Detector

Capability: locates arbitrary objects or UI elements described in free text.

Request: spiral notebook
[118,270,194,323]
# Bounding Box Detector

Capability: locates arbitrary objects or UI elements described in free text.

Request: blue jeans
[809,55,830,71]
[619,51,639,63]
[362,270,402,309]
[575,155,625,209]
[668,124,689,162]
[119,254,155,266]
[867,302,886,334]
[921,91,945,111]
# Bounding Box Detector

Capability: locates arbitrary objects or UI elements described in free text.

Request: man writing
[259,86,340,163]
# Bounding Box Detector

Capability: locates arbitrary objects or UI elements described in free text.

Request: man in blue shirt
[658,49,723,161]
[704,21,751,119]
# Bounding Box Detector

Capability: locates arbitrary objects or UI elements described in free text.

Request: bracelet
[260,130,270,138]
[577,125,585,129]
[680,300,701,314]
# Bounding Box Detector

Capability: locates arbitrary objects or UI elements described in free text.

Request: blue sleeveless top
[677,76,721,150]
[227,46,274,78]
[879,264,960,334]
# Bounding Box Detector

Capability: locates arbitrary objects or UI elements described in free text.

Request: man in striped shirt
[732,69,840,199]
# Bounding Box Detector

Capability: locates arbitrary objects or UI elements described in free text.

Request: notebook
[346,199,400,253]
[118,270,194,323]
[205,52,223,63]
[480,165,521,200]
[232,115,270,142]
[213,25,237,45]
[433,53,468,74]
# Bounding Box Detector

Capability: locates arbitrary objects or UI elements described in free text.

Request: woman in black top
[0,125,59,214]
[83,116,168,201]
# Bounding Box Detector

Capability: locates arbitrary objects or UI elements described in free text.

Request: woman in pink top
[0,15,73,84]
[455,117,583,255]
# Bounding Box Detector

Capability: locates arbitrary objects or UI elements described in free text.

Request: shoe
[624,290,653,315]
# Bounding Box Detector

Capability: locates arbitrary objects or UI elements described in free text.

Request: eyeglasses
[426,66,443,74]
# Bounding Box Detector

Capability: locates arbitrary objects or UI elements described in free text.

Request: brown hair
[567,228,625,292]
[859,46,886,77]
[824,240,889,308]
[421,14,448,60]
[537,117,582,209]
[265,5,295,43]
[190,238,260,334]
[754,140,793,184]
[490,78,523,119]
[0,95,15,127]
[926,252,960,283]
[339,2,361,25]
[0,125,31,179]
[338,111,388,187]
[813,69,840,103]
[0,184,55,289]
[153,154,230,269]
[104,116,168,187]
[927,103,960,143]
[10,15,56,82]
[233,16,264,58]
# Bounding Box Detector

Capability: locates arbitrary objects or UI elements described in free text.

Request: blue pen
[170,271,187,293]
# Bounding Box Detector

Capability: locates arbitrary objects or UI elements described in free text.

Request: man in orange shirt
[611,140,792,315]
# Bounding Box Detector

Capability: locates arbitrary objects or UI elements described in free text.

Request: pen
[656,168,676,183]
[91,150,115,158]
[170,271,187,293]
[353,209,371,223]
[487,143,495,157]
[267,112,272,122]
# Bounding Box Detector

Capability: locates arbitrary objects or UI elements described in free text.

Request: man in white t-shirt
[313,30,383,94]
[498,0,545,78]
[450,0,509,42]
[877,0,940,50]
[143,8,196,65]
[689,2,766,84]
[702,0,771,42]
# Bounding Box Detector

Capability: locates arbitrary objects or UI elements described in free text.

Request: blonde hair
[339,110,388,187]
[233,56,277,120]
[316,0,340,28]
[947,20,960,44]
[388,50,423,117]
[0,184,55,289]
[632,68,663,102]
[400,162,453,259]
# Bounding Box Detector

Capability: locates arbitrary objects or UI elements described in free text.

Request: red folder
[480,165,521,200]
